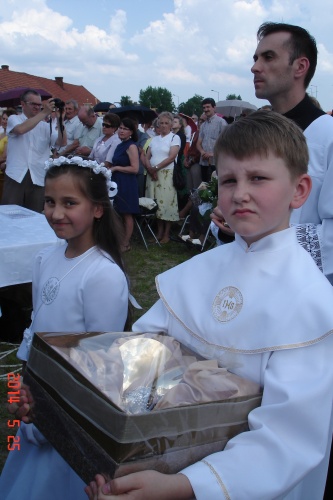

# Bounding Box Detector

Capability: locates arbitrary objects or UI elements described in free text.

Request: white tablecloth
[0,205,62,287]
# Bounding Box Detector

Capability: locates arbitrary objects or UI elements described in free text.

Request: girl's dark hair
[45,163,133,329]
[121,118,138,142]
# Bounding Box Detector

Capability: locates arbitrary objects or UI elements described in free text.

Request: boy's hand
[210,206,234,237]
[85,471,194,500]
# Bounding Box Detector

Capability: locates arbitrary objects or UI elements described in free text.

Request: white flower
[44,157,118,198]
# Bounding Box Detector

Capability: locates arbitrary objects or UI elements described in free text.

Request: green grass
[0,229,201,472]
[126,234,197,318]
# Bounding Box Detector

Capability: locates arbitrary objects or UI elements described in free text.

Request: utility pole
[173,94,179,110]
[211,89,220,102]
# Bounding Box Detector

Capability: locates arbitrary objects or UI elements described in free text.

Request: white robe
[291,113,333,284]
[0,245,129,500]
[133,228,333,500]
[17,245,129,361]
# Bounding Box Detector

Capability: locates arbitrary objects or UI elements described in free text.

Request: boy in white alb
[88,111,333,500]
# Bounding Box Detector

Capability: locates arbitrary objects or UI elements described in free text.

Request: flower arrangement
[198,175,218,221]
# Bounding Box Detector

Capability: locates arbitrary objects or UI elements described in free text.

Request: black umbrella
[93,101,112,113]
[109,105,158,124]
[0,87,52,107]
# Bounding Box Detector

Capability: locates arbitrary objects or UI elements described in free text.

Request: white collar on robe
[156,228,333,353]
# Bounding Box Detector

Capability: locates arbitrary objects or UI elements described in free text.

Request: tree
[139,86,174,113]
[178,94,204,117]
[226,94,242,100]
[120,96,133,106]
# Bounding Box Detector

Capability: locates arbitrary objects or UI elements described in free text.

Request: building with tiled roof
[0,64,100,108]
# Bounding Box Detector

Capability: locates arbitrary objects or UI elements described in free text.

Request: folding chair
[178,214,191,238]
[179,214,216,252]
[200,223,216,251]
[134,198,161,251]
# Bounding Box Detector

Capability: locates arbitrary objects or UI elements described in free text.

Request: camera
[51,98,66,137]
[52,98,65,110]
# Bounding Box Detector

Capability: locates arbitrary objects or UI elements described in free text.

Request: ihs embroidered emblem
[42,277,60,304]
[212,286,243,322]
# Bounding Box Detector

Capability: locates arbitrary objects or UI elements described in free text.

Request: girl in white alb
[0,157,132,500]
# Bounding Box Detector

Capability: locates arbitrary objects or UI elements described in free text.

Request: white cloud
[0,2,138,67]
[0,5,73,40]
[317,44,333,73]
[0,0,333,109]
[129,0,265,98]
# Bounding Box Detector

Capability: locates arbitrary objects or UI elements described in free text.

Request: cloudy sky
[1,0,333,111]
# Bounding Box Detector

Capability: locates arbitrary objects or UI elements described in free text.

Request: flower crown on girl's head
[44,156,118,198]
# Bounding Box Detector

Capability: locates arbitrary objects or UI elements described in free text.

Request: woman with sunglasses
[89,113,121,164]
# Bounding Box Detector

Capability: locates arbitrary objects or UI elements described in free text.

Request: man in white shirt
[196,98,227,181]
[73,107,103,158]
[1,89,66,212]
[252,23,333,499]
[57,99,83,156]
[252,22,333,286]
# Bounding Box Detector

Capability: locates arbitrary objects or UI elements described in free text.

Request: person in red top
[184,113,206,191]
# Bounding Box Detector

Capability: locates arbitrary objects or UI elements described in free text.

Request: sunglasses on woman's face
[102,123,112,128]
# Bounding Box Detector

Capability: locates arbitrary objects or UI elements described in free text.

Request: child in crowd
[86,111,333,500]
[0,157,132,500]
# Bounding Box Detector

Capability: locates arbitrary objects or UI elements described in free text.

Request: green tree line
[119,88,242,115]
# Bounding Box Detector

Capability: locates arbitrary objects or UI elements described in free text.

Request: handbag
[173,160,186,190]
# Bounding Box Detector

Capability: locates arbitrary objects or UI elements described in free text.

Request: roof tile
[0,66,100,107]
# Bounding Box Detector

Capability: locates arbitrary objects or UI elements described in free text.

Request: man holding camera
[1,89,66,213]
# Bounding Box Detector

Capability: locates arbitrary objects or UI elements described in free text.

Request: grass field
[0,229,202,473]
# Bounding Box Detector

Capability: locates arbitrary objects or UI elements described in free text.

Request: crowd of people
[0,93,224,249]
[0,19,333,500]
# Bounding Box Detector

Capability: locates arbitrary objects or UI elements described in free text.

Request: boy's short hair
[215,111,309,179]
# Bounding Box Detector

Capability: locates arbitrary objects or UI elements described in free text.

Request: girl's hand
[8,383,34,424]
[85,471,194,500]
[85,474,105,499]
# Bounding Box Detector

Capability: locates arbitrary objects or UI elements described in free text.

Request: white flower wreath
[45,156,118,198]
